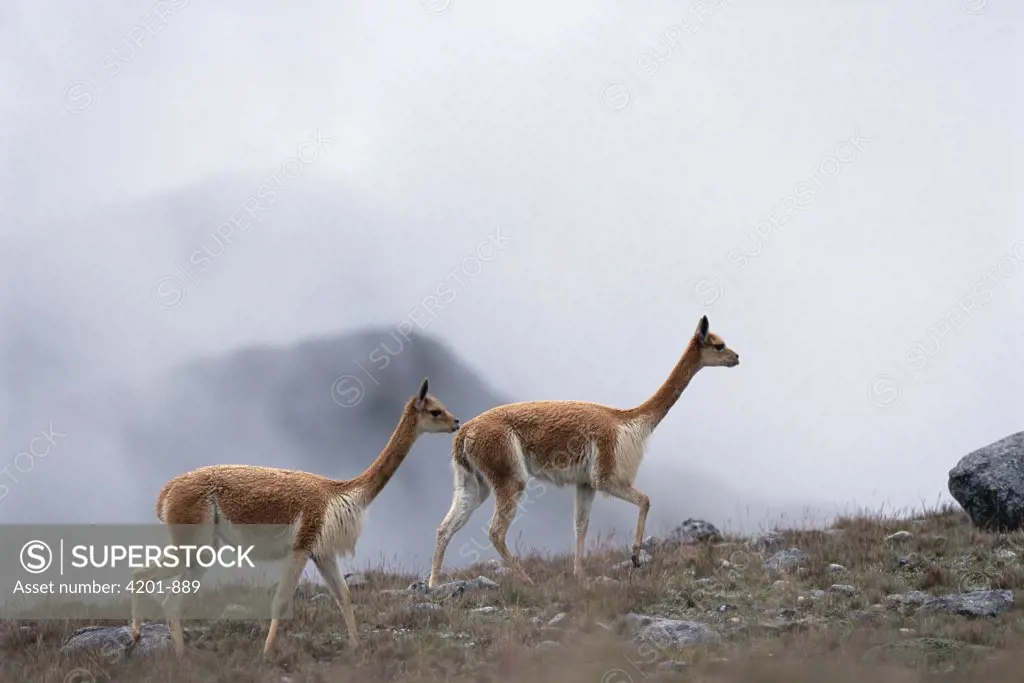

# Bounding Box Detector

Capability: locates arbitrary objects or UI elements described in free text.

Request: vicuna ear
[417,377,429,404]
[695,315,709,346]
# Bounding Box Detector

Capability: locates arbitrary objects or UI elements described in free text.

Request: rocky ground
[4,504,1024,682]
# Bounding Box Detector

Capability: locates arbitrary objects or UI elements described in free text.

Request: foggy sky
[1,0,1022,565]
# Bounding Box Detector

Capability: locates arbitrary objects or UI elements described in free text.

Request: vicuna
[130,378,459,656]
[428,316,739,586]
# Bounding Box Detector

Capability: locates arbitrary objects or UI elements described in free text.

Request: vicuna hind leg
[600,484,650,567]
[430,467,490,588]
[263,549,309,655]
[574,484,596,580]
[488,480,532,584]
[131,523,213,656]
[312,554,358,649]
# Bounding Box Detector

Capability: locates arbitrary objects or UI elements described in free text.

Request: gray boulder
[948,432,1024,530]
[63,624,172,657]
[764,548,808,572]
[921,589,1013,618]
[667,519,722,545]
[627,614,719,648]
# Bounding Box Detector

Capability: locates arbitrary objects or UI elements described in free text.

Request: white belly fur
[203,494,365,560]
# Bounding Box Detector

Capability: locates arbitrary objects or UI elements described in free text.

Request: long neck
[347,407,419,505]
[626,338,703,428]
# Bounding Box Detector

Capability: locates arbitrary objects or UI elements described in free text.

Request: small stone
[764,548,809,572]
[809,590,826,600]
[746,530,787,552]
[772,580,788,590]
[473,606,498,614]
[829,584,857,597]
[994,549,1018,563]
[885,590,931,607]
[828,563,846,573]
[613,550,652,570]
[220,604,255,619]
[534,641,565,653]
[343,572,368,588]
[410,603,441,613]
[547,613,570,628]
[886,531,914,543]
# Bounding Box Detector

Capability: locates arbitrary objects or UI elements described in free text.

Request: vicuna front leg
[574,484,595,580]
[601,484,650,567]
[312,554,358,649]
[489,480,533,584]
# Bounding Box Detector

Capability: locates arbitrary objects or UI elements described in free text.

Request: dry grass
[4,504,1024,682]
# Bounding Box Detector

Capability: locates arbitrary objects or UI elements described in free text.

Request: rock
[641,535,660,551]
[809,590,826,600]
[995,548,1018,563]
[547,613,570,628]
[613,549,652,570]
[221,604,256,619]
[746,530,786,552]
[829,584,857,596]
[764,548,808,572]
[897,553,923,569]
[63,624,172,656]
[772,580,788,590]
[921,590,1013,618]
[534,641,566,653]
[886,531,914,543]
[627,614,719,648]
[666,519,722,545]
[343,572,368,588]
[410,603,441,613]
[414,576,499,600]
[948,432,1024,530]
[828,564,846,573]
[885,590,932,607]
[473,606,499,614]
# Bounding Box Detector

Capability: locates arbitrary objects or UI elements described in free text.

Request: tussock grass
[3,504,1024,682]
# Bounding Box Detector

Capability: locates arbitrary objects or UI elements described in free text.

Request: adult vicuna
[130,378,459,656]
[428,316,739,586]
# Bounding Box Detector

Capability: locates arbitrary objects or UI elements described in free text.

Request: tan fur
[429,316,739,586]
[130,378,459,657]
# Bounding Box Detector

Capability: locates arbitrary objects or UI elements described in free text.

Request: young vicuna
[130,378,459,656]
[428,316,739,586]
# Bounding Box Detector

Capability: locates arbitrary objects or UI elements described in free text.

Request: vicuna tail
[452,427,474,474]
[155,479,178,522]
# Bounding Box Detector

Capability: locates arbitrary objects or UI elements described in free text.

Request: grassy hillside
[4,504,1024,682]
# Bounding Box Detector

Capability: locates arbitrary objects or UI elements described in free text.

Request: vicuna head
[693,315,740,368]
[408,378,460,434]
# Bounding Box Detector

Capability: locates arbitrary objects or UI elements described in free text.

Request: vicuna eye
[714,344,725,351]
[430,410,442,417]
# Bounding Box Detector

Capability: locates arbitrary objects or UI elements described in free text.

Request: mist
[1,0,1021,574]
